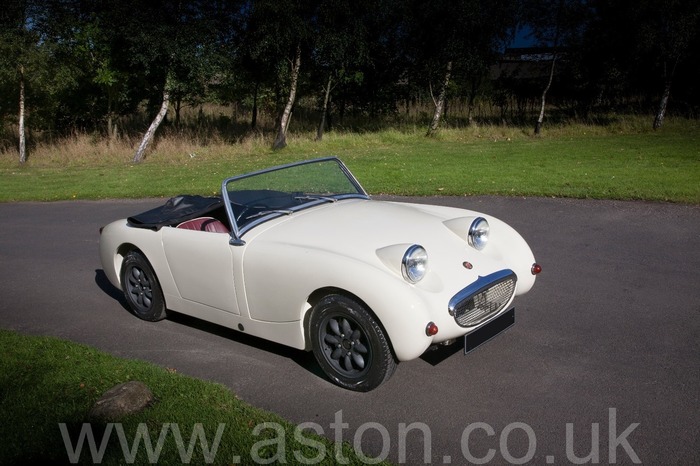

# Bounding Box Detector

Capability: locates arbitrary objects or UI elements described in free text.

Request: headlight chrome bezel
[468,217,490,250]
[401,244,428,283]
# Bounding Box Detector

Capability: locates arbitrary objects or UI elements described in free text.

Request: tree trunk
[273,44,301,150]
[426,61,452,137]
[316,74,332,141]
[653,82,671,130]
[653,58,678,130]
[133,84,170,163]
[18,65,26,164]
[107,112,116,141]
[535,53,557,135]
[251,82,259,130]
[174,96,182,128]
[107,87,117,142]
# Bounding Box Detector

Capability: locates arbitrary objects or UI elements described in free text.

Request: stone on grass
[89,380,154,421]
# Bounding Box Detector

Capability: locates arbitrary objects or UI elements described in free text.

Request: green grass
[0,329,385,465]
[337,131,699,202]
[1,119,698,203]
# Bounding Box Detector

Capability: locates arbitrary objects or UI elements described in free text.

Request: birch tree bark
[426,61,452,136]
[133,80,171,163]
[653,58,679,130]
[534,52,557,135]
[18,64,27,164]
[273,44,301,150]
[316,74,332,141]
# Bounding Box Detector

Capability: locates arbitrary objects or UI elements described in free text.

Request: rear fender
[99,220,177,298]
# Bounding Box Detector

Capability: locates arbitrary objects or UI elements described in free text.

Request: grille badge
[462,261,473,269]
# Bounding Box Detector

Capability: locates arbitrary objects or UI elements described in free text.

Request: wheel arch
[112,245,166,309]
[112,242,140,286]
[302,287,397,362]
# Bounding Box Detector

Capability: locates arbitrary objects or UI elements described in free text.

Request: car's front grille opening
[449,270,517,327]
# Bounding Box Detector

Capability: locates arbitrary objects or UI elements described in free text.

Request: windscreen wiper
[294,194,337,203]
[245,209,293,220]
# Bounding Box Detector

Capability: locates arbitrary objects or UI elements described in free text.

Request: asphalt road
[1,196,698,465]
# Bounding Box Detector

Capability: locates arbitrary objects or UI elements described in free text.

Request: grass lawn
[1,121,698,204]
[0,329,385,465]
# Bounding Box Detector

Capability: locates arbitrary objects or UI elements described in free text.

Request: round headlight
[402,245,428,283]
[468,217,490,250]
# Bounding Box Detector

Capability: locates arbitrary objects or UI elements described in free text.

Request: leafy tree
[311,0,372,140]
[127,0,227,162]
[636,0,700,129]
[575,0,699,125]
[31,1,94,133]
[240,0,316,150]
[404,0,519,136]
[2,0,700,160]
[360,0,408,118]
[0,0,56,162]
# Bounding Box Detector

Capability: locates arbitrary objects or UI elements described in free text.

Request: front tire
[120,251,167,321]
[310,294,397,391]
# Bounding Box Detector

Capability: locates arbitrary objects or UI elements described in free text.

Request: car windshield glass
[224,158,367,234]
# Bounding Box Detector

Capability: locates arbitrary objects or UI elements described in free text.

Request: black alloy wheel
[120,251,167,321]
[310,294,397,391]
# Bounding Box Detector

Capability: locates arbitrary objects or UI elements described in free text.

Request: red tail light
[531,263,542,275]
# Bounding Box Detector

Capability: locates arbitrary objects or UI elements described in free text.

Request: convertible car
[99,157,540,391]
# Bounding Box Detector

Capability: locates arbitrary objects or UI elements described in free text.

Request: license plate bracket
[464,308,515,354]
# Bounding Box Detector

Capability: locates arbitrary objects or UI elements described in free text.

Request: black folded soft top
[127,195,224,230]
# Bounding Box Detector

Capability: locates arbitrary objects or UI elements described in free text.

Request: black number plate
[464,308,515,354]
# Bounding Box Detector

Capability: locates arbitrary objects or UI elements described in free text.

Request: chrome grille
[449,270,517,327]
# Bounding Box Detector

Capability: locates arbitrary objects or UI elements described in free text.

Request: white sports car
[99,157,541,391]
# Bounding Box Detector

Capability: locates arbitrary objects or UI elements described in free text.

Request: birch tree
[273,44,301,150]
[535,48,558,135]
[316,74,333,141]
[18,65,26,163]
[0,0,47,163]
[311,0,371,141]
[133,74,172,163]
[641,0,700,129]
[522,0,587,134]
[405,0,517,136]
[126,0,224,162]
[427,61,452,136]
[238,0,309,147]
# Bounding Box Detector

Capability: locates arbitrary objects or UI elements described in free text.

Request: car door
[161,228,240,315]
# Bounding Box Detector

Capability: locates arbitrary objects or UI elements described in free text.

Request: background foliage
[1,0,699,158]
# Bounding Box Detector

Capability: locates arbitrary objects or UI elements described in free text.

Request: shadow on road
[94,268,325,380]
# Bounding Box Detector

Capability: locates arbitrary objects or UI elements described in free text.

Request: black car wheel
[120,251,167,321]
[310,294,397,391]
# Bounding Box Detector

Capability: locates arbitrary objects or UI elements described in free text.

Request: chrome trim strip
[448,269,517,316]
[222,177,245,245]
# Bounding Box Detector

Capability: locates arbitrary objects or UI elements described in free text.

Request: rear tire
[310,294,397,391]
[120,251,167,321]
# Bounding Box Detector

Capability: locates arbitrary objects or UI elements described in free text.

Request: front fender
[242,241,435,361]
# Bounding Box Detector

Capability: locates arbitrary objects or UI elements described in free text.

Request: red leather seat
[176,217,229,233]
